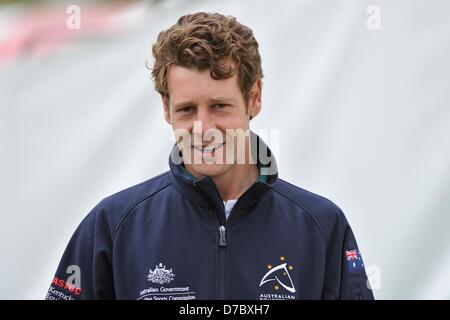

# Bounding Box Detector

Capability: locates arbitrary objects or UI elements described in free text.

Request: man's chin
[189,163,233,178]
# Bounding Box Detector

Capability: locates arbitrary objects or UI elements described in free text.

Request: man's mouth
[192,143,225,154]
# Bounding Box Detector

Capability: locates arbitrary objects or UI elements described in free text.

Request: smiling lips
[192,143,225,154]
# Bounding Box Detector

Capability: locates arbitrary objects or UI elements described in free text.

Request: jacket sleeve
[45,203,115,300]
[336,225,374,300]
[321,209,374,300]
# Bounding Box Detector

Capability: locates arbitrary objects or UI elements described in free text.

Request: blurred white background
[1,0,449,299]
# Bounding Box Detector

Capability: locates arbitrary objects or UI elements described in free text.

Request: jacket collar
[168,131,278,218]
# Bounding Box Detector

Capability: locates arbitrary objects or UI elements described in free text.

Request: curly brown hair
[150,12,263,104]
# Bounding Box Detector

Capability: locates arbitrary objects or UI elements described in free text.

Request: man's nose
[194,107,215,132]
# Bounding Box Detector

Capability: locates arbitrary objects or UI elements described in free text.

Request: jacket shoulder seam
[111,174,172,241]
[270,186,327,245]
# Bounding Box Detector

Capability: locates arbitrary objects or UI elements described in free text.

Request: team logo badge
[259,256,296,293]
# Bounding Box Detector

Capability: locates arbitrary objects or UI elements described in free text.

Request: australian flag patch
[345,249,364,272]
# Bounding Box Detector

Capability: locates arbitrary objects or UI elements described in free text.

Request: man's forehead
[168,64,237,83]
[166,64,241,104]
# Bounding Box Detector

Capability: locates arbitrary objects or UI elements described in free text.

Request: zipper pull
[219,225,227,247]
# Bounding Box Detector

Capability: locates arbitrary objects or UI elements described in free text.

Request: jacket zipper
[216,198,244,299]
[219,225,227,247]
[216,194,247,299]
[218,224,227,299]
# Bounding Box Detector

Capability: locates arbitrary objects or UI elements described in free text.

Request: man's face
[162,63,261,178]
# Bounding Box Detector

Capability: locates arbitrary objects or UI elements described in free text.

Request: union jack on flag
[345,249,364,272]
[346,250,359,260]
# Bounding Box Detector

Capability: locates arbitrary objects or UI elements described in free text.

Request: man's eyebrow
[210,97,236,104]
[172,97,236,109]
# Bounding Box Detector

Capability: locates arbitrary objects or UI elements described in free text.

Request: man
[46,12,374,300]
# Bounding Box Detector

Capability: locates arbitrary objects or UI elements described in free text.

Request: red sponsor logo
[52,277,81,295]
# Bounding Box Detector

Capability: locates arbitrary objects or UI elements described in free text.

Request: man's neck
[183,162,259,201]
[211,163,259,201]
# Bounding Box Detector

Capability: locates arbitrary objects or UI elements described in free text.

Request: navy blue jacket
[46,135,374,300]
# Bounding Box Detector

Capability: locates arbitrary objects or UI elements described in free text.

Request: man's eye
[212,104,229,109]
[178,106,193,113]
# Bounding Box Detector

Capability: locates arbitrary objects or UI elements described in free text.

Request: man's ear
[162,95,171,125]
[248,79,262,120]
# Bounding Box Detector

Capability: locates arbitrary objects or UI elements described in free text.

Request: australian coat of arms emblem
[146,263,175,284]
